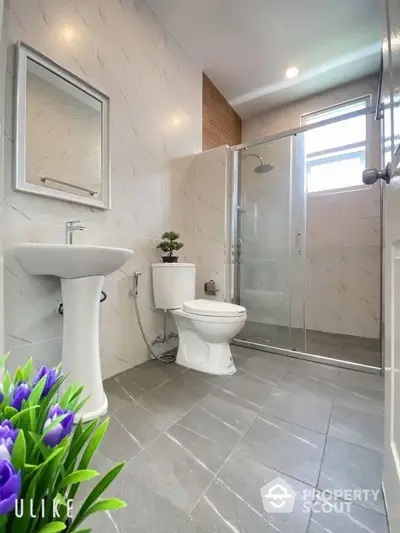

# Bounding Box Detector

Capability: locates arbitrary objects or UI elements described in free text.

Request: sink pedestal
[61,275,107,421]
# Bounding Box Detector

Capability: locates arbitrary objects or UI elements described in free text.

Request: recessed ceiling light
[285,66,299,78]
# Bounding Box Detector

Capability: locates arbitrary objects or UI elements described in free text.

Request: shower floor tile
[236,321,381,367]
[87,346,386,533]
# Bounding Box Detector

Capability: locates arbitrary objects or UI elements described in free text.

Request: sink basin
[15,243,133,279]
[15,242,134,422]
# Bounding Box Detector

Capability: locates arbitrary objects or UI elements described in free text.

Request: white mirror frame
[14,41,111,210]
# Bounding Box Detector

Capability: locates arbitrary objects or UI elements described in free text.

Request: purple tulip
[0,459,21,515]
[32,366,60,397]
[43,404,74,447]
[10,382,31,411]
[0,421,19,462]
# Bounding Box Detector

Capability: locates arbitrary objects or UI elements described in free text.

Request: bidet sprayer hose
[132,271,176,364]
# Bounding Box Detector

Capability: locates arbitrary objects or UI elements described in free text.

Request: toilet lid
[182,299,246,317]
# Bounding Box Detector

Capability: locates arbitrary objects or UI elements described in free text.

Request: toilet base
[176,341,236,375]
[171,308,246,376]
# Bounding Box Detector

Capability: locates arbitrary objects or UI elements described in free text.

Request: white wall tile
[2,0,202,375]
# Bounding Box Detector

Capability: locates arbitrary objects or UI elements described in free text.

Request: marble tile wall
[173,146,231,302]
[1,0,202,376]
[241,76,381,339]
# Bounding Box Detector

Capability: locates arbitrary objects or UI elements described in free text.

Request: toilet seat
[182,299,246,318]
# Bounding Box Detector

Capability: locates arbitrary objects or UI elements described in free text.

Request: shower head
[254,162,274,174]
[241,152,274,174]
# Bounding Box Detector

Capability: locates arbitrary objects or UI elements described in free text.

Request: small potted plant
[156,231,184,263]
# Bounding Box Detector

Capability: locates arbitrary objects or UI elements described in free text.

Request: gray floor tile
[240,352,293,386]
[126,433,215,514]
[178,405,244,449]
[80,510,120,533]
[114,403,173,449]
[138,380,203,422]
[237,415,325,486]
[114,372,147,400]
[184,479,271,533]
[197,391,259,434]
[98,357,388,531]
[112,469,188,533]
[292,359,340,380]
[218,451,312,533]
[98,415,142,462]
[318,437,385,515]
[334,386,384,415]
[280,371,340,399]
[261,387,333,434]
[196,368,276,408]
[230,345,267,368]
[336,369,384,392]
[104,377,135,414]
[166,423,231,474]
[199,383,266,414]
[169,370,218,395]
[308,495,389,533]
[118,360,185,393]
[328,404,384,452]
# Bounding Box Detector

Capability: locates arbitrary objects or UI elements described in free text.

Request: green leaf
[64,420,98,473]
[36,376,67,430]
[10,405,39,427]
[68,419,109,500]
[11,429,26,470]
[68,462,125,531]
[36,522,67,533]
[29,375,47,405]
[85,498,126,518]
[72,530,92,533]
[14,368,24,384]
[59,383,78,410]
[60,469,99,488]
[72,395,90,415]
[0,352,9,369]
[54,493,67,508]
[3,371,11,395]
[4,406,18,418]
[22,358,33,382]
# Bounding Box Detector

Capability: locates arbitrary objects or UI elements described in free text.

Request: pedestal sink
[15,243,134,421]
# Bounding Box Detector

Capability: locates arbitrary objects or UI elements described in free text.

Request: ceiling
[145,0,381,118]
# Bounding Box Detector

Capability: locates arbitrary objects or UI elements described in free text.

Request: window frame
[301,96,372,196]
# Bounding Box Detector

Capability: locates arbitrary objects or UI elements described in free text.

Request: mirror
[14,42,110,209]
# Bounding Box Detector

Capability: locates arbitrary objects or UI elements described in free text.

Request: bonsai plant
[156,231,184,263]
[0,354,126,533]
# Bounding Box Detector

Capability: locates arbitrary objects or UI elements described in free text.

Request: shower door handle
[235,238,243,265]
[295,232,302,255]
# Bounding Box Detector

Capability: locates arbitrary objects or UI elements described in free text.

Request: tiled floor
[82,346,387,533]
[237,321,381,367]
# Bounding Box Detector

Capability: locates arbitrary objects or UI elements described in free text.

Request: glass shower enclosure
[231,109,382,371]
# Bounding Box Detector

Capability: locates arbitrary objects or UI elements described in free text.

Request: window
[302,97,369,193]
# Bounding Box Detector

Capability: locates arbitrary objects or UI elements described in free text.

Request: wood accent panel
[202,73,242,150]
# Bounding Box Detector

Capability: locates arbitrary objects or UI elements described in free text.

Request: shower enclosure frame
[228,105,383,374]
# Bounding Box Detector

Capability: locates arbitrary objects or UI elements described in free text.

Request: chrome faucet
[65,220,86,244]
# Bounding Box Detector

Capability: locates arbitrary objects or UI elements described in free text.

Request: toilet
[152,263,246,375]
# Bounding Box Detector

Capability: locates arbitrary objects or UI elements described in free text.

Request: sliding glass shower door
[234,134,306,353]
[233,107,382,369]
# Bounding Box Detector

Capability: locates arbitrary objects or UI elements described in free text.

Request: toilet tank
[152,263,195,310]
